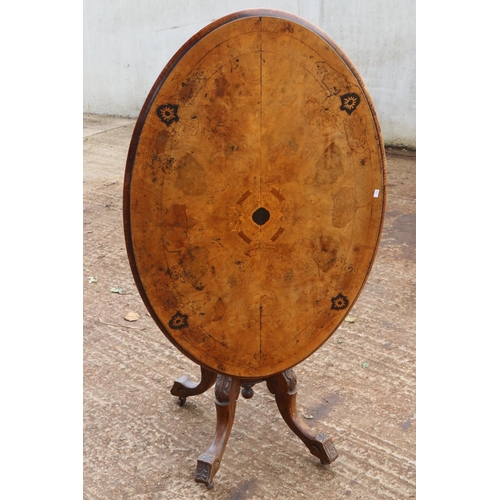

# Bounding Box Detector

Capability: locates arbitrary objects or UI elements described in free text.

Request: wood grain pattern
[124,10,386,379]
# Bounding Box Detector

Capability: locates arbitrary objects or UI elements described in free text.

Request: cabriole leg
[195,375,241,488]
[170,366,217,406]
[266,369,338,464]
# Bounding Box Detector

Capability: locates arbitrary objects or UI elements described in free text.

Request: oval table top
[124,10,386,379]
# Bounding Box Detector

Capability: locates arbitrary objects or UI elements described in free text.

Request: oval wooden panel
[124,10,386,379]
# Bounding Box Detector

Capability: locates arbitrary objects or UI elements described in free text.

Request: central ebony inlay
[252,207,270,225]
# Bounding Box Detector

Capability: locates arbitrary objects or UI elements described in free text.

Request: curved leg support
[266,369,338,464]
[195,375,241,488]
[170,366,217,406]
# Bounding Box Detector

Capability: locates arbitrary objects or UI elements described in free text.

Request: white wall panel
[83,0,415,147]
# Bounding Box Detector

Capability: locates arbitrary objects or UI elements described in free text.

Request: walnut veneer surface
[124,10,386,379]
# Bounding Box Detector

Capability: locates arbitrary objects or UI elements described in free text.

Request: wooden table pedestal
[170,366,338,488]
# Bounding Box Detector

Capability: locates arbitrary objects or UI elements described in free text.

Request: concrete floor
[83,114,416,499]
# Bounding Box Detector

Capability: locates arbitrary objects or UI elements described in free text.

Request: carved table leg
[266,369,338,464]
[195,375,241,488]
[170,366,217,406]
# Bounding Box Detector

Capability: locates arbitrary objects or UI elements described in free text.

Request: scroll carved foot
[266,369,338,464]
[170,366,217,406]
[195,375,241,488]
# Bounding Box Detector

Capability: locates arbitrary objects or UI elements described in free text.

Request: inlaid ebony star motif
[340,93,360,115]
[157,103,179,126]
[331,293,349,310]
[169,311,188,329]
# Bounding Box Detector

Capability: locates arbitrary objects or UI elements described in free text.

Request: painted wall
[83,0,415,147]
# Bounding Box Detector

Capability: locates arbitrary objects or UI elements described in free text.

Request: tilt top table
[124,9,386,488]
